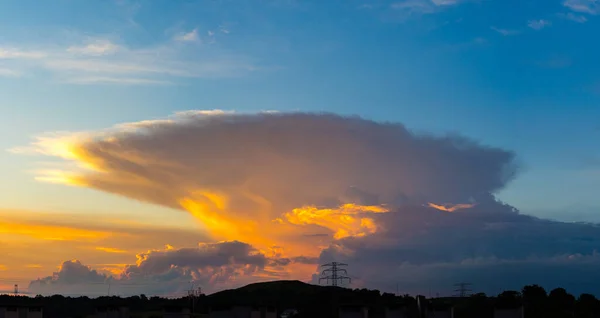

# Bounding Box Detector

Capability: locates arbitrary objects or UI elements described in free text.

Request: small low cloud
[29,260,110,295]
[490,26,520,36]
[528,19,551,30]
[174,29,200,42]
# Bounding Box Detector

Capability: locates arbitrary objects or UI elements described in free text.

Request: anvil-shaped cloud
[18,110,600,296]
[15,111,516,255]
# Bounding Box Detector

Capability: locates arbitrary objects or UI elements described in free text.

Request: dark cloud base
[318,203,600,296]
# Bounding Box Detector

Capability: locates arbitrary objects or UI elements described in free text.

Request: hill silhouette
[212,280,321,297]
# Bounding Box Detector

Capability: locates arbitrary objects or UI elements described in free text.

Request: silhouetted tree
[548,288,576,318]
[576,293,599,318]
[522,284,547,318]
[496,290,522,308]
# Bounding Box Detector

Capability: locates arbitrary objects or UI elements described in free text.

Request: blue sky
[0,0,599,218]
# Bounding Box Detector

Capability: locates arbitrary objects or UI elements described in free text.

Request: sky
[0,0,599,297]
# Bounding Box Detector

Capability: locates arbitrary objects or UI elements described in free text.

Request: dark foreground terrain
[1,280,598,318]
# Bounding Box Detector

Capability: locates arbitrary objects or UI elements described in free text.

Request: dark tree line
[1,282,599,318]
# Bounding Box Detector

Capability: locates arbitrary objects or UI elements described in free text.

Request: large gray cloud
[18,111,517,247]
[29,241,293,296]
[28,111,517,209]
[316,200,600,296]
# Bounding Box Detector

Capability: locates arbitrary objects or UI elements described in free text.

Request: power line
[319,262,351,287]
[453,282,472,297]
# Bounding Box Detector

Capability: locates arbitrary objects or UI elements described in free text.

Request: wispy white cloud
[391,0,465,15]
[174,29,200,42]
[0,68,21,77]
[219,26,231,34]
[67,40,120,56]
[63,76,173,85]
[0,48,46,59]
[431,0,458,5]
[528,19,551,30]
[0,35,258,85]
[391,0,462,14]
[559,12,589,22]
[490,26,520,36]
[563,0,599,14]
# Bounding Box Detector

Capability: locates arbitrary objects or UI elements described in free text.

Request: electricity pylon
[319,262,351,287]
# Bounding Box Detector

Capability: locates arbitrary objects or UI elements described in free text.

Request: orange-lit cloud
[282,204,389,239]
[95,264,129,276]
[426,203,476,212]
[0,265,7,271]
[0,220,110,242]
[95,247,127,254]
[0,210,209,248]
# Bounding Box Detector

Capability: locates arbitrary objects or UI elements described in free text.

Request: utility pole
[453,283,472,297]
[319,262,351,287]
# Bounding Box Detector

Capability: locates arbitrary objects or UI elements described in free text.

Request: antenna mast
[319,262,351,287]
